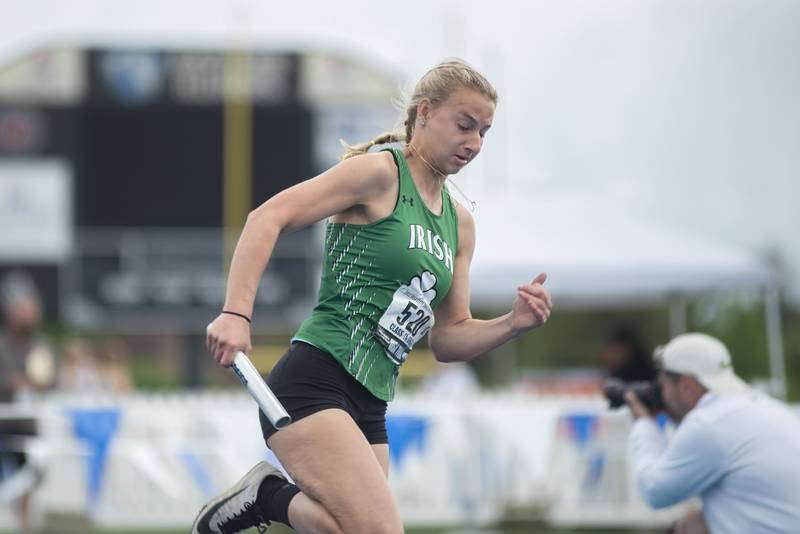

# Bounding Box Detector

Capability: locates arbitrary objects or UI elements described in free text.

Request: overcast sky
[437,1,800,291]
[2,0,798,299]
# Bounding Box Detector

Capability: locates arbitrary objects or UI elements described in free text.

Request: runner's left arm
[428,204,552,363]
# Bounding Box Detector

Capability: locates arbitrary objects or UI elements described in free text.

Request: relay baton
[231,351,291,429]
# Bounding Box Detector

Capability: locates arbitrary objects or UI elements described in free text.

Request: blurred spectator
[0,271,56,400]
[96,336,135,394]
[418,361,479,399]
[58,337,103,393]
[597,324,656,383]
[0,271,53,533]
[59,336,135,395]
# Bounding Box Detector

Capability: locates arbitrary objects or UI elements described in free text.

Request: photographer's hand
[625,390,655,420]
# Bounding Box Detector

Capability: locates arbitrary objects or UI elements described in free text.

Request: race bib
[374,271,437,365]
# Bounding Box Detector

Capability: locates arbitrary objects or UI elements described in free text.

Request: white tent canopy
[469,190,771,307]
[468,190,785,397]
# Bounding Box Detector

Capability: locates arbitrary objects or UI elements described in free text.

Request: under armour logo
[401,195,414,206]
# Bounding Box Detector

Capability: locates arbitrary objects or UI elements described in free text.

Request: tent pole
[764,283,787,399]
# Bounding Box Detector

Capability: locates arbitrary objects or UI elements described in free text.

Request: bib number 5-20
[374,272,437,365]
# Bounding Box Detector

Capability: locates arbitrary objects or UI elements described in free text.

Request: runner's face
[421,88,494,175]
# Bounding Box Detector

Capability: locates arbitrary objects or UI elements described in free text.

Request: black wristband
[221,310,251,323]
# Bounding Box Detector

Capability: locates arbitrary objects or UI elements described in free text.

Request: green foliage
[128,357,183,390]
[41,294,800,402]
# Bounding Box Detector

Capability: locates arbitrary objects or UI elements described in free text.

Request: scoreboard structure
[0,47,397,334]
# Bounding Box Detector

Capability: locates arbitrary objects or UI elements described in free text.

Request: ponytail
[340,131,405,161]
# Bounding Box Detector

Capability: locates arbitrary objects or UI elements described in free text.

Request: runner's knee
[348,514,403,534]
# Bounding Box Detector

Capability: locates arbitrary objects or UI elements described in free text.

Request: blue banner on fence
[386,415,429,471]
[564,413,598,450]
[67,408,121,509]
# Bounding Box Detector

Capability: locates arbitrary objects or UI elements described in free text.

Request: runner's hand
[206,313,252,367]
[511,272,552,334]
[625,390,654,420]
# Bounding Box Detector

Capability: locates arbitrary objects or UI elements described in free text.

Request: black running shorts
[259,341,389,446]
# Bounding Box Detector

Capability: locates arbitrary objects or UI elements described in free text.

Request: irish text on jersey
[407,224,454,274]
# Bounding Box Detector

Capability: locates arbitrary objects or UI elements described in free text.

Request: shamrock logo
[406,271,437,306]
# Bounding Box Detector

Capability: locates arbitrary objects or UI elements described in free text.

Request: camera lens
[603,378,664,412]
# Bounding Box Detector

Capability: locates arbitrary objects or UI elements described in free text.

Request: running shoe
[191,461,284,534]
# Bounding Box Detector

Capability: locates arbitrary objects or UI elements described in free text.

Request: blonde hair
[340,59,498,160]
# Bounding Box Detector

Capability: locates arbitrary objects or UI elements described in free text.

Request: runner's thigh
[268,408,403,534]
[372,443,390,478]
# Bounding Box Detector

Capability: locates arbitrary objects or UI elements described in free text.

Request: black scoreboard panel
[77,49,313,228]
[79,103,312,227]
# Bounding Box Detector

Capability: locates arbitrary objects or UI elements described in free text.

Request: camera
[603,378,664,412]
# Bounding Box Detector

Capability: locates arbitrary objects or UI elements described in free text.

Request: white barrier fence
[0,392,692,530]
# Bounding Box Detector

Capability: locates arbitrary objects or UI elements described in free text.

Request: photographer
[625,333,800,534]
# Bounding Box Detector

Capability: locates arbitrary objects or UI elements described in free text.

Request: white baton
[231,351,291,429]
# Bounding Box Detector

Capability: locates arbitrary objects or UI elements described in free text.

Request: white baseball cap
[654,333,750,394]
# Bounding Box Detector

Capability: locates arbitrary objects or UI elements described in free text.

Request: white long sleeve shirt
[629,392,800,534]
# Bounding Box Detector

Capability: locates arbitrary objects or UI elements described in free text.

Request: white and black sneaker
[191,461,284,534]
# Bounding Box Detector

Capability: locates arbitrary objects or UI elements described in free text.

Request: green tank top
[293,148,460,401]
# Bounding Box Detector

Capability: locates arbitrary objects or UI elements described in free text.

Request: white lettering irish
[432,234,444,261]
[407,224,454,274]
[416,226,426,252]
